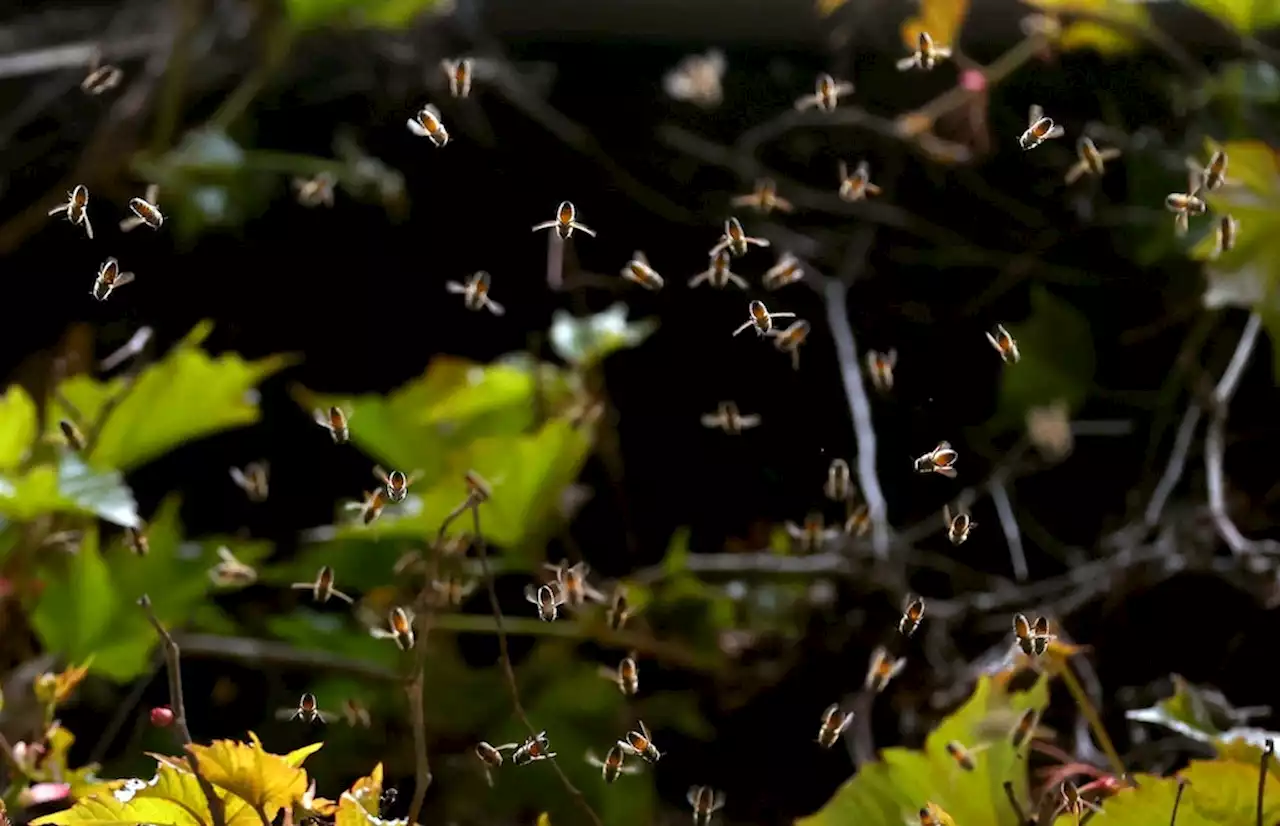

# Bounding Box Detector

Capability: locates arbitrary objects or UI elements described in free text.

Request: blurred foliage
[899,0,971,51]
[549,304,659,371]
[285,0,445,32]
[994,286,1095,430]
[1023,0,1150,55]
[1188,0,1280,35]
[1126,673,1280,763]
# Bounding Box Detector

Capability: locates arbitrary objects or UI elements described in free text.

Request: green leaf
[0,452,140,527]
[1125,674,1232,742]
[48,322,295,472]
[285,0,443,31]
[30,526,116,667]
[799,675,1050,826]
[994,287,1095,429]
[0,385,37,472]
[185,733,320,822]
[549,303,659,368]
[136,763,260,826]
[1022,0,1151,56]
[1187,0,1280,35]
[30,793,200,826]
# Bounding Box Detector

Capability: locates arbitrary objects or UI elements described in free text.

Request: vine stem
[1058,658,1125,780]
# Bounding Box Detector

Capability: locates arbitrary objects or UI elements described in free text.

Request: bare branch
[173,633,399,681]
[989,475,1029,581]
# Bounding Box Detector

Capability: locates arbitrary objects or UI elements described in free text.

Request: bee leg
[48,204,69,216]
[732,321,754,336]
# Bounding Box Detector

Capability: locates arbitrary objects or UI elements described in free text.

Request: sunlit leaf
[286,0,444,30]
[995,286,1095,429]
[1187,0,1280,35]
[0,385,36,472]
[30,792,198,826]
[1023,0,1151,55]
[30,527,117,672]
[900,0,970,52]
[48,659,94,706]
[0,452,140,527]
[549,304,659,369]
[136,763,260,826]
[47,322,294,472]
[345,764,383,817]
[185,733,321,822]
[1125,674,1226,742]
[816,0,849,16]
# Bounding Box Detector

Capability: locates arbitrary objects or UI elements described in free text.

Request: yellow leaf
[278,738,324,769]
[536,814,552,826]
[185,733,321,822]
[901,0,971,52]
[1023,0,1151,55]
[137,763,261,826]
[51,659,94,706]
[1207,139,1280,198]
[816,0,849,17]
[30,793,198,826]
[346,764,383,817]
[335,784,406,826]
[1187,0,1280,35]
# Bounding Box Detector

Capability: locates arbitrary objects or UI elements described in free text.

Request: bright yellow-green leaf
[47,322,294,472]
[1023,0,1151,55]
[798,675,1050,826]
[285,0,443,30]
[0,452,139,527]
[281,740,325,769]
[901,0,970,51]
[30,793,198,826]
[344,764,384,817]
[0,385,36,472]
[995,287,1096,430]
[47,659,94,706]
[536,814,551,826]
[1188,0,1280,35]
[136,763,260,826]
[185,733,319,822]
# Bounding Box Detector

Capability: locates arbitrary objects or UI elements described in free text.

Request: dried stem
[989,475,1029,581]
[1003,780,1033,826]
[403,565,440,826]
[1170,776,1186,826]
[1258,739,1273,826]
[1058,659,1125,779]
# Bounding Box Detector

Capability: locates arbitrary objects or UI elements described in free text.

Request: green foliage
[1022,0,1151,56]
[0,385,36,471]
[995,286,1096,429]
[284,0,444,32]
[0,453,139,528]
[549,304,659,369]
[1188,0,1280,35]
[1126,673,1280,758]
[798,674,1050,826]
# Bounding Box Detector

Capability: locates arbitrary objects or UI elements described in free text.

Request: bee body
[687,786,726,826]
[730,179,794,214]
[795,73,854,112]
[985,323,1020,363]
[710,217,770,259]
[49,185,93,239]
[865,646,906,693]
[229,462,270,502]
[293,174,335,207]
[525,582,565,621]
[511,731,556,766]
[586,744,642,783]
[622,251,664,290]
[771,320,811,370]
[824,459,854,502]
[866,349,898,392]
[896,31,953,71]
[59,420,86,451]
[838,160,883,202]
[1019,105,1065,150]
[701,401,761,434]
[442,57,473,98]
[407,104,449,146]
[763,252,805,290]
[899,595,925,636]
[817,704,853,748]
[914,441,959,478]
[532,200,596,239]
[446,271,505,316]
[944,505,976,545]
[1012,613,1054,657]
[92,257,134,301]
[733,299,795,338]
[314,406,350,443]
[618,720,662,763]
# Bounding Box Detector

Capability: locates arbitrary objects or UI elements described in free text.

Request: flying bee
[525,582,566,622]
[544,560,606,606]
[59,420,86,451]
[771,320,811,370]
[431,576,478,607]
[48,184,93,239]
[474,740,518,786]
[618,720,661,763]
[687,786,726,826]
[943,504,977,546]
[292,173,335,207]
[688,249,748,289]
[1165,168,1208,236]
[896,31,953,71]
[866,349,897,392]
[944,740,990,771]
[914,441,958,478]
[837,160,882,202]
[314,405,350,443]
[345,489,387,525]
[1190,147,1230,192]
[441,57,474,98]
[373,466,419,504]
[599,652,639,696]
[1019,104,1065,150]
[762,252,805,290]
[816,704,854,748]
[1011,707,1040,750]
[865,645,906,693]
[1012,613,1053,657]
[126,525,149,556]
[91,257,134,301]
[370,606,416,650]
[464,469,494,504]
[732,299,796,338]
[120,184,163,231]
[985,323,1020,364]
[1064,137,1121,184]
[511,731,557,766]
[208,546,257,587]
[229,461,269,503]
[622,251,664,290]
[899,595,925,636]
[786,512,840,552]
[845,503,871,537]
[795,73,855,112]
[291,565,355,605]
[824,459,854,502]
[532,200,596,239]
[277,693,336,724]
[446,270,505,316]
[1211,214,1239,259]
[81,52,123,95]
[406,103,449,147]
[701,401,761,434]
[586,744,643,783]
[341,699,372,728]
[730,178,794,214]
[920,803,959,826]
[709,217,770,258]
[602,586,634,631]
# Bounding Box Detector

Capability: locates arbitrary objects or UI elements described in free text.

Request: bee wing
[329,588,355,605]
[633,250,649,266]
[229,467,248,489]
[739,414,761,428]
[837,160,849,182]
[114,270,134,287]
[406,117,429,136]
[726,273,749,290]
[864,183,882,196]
[729,193,757,208]
[597,666,620,683]
[82,213,94,239]
[531,220,558,232]
[1174,210,1189,236]
[1028,104,1043,127]
[686,787,701,807]
[312,409,330,429]
[585,751,606,769]
[1044,124,1065,140]
[274,707,301,721]
[773,195,795,213]
[699,413,723,428]
[571,222,598,237]
[1063,161,1087,185]
[119,215,145,232]
[935,466,958,478]
[731,320,755,336]
[484,298,506,316]
[794,94,819,111]
[216,546,238,564]
[895,55,919,71]
[372,465,390,485]
[524,583,541,604]
[48,203,70,216]
[1098,148,1121,161]
[688,271,712,288]
[145,184,159,203]
[1032,615,1050,636]
[935,47,953,57]
[638,720,651,740]
[708,237,731,258]
[833,81,855,96]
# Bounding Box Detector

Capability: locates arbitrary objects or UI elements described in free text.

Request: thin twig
[1003,780,1033,826]
[1258,739,1273,826]
[1143,404,1202,530]
[404,507,448,826]
[1058,659,1126,779]
[989,475,1029,581]
[173,633,398,680]
[1170,776,1186,826]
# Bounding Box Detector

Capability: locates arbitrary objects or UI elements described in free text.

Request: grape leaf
[0,452,139,528]
[184,733,322,822]
[0,384,36,472]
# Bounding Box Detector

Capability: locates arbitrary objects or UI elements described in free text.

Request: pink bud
[20,782,71,807]
[150,706,175,727]
[960,69,987,93]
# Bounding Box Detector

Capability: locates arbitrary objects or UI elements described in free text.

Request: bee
[771,320,811,370]
[119,184,163,231]
[126,525,149,556]
[944,504,977,545]
[618,720,661,763]
[370,606,416,650]
[816,704,854,748]
[606,586,632,630]
[1064,137,1121,185]
[431,576,478,607]
[1012,613,1053,657]
[914,441,958,478]
[511,731,557,766]
[278,693,335,724]
[687,786,726,826]
[586,744,643,783]
[733,299,796,338]
[314,406,350,443]
[91,257,135,301]
[663,49,726,108]
[795,73,855,112]
[532,201,596,240]
[525,582,566,622]
[441,57,474,98]
[701,401,762,434]
[837,160,882,202]
[474,740,518,785]
[985,323,1020,364]
[710,217,770,258]
[48,185,94,239]
[208,546,257,587]
[622,251,664,290]
[465,469,494,504]
[824,459,854,502]
[346,489,387,525]
[944,740,990,771]
[406,104,449,147]
[845,503,871,537]
[688,249,748,290]
[730,179,794,214]
[865,645,906,693]
[919,803,956,826]
[866,349,897,392]
[599,652,639,696]
[373,466,418,504]
[1165,167,1208,236]
[446,271,505,316]
[1011,707,1040,749]
[341,699,372,728]
[1019,104,1065,151]
[59,420,86,451]
[1190,147,1230,192]
[899,595,925,637]
[545,560,606,607]
[292,173,335,208]
[762,252,805,290]
[229,461,269,503]
[291,565,355,605]
[81,52,123,95]
[1058,780,1104,824]
[786,512,838,552]
[1210,214,1239,259]
[896,31,953,71]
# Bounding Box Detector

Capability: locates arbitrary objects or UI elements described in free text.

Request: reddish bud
[150,706,175,727]
[960,69,987,93]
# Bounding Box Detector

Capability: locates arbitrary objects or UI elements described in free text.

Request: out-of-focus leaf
[798,675,1050,826]
[816,0,848,15]
[549,304,658,369]
[1023,0,1150,55]
[994,287,1095,428]
[1187,0,1280,34]
[0,452,140,527]
[0,385,36,472]
[900,0,970,51]
[30,527,115,671]
[47,322,294,472]
[286,0,443,31]
[1125,674,1225,741]
[185,733,321,822]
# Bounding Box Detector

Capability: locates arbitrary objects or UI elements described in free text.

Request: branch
[1258,739,1273,826]
[173,633,398,680]
[989,474,1029,581]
